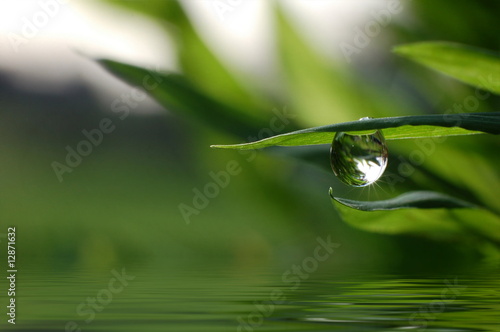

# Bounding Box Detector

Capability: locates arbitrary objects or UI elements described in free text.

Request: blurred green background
[0,0,499,276]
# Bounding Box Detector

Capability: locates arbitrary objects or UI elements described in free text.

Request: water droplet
[330,127,388,187]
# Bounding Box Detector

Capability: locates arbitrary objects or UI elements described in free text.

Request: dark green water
[1,263,499,331]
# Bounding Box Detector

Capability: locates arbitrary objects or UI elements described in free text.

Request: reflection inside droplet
[330,129,388,187]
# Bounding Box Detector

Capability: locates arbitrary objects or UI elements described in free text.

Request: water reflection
[1,264,499,331]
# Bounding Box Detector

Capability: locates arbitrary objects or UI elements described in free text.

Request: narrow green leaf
[275,5,419,125]
[330,190,466,239]
[329,189,500,244]
[169,1,267,113]
[211,113,499,150]
[104,0,264,113]
[330,189,476,211]
[98,59,269,138]
[394,42,500,94]
[275,5,367,124]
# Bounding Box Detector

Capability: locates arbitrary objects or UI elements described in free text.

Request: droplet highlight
[330,128,388,187]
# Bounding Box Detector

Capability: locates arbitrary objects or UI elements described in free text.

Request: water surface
[2,263,499,331]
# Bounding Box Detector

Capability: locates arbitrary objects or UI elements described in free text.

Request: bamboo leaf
[104,0,264,112]
[211,113,500,150]
[329,189,500,244]
[331,189,476,211]
[98,59,269,138]
[275,5,418,125]
[394,42,500,94]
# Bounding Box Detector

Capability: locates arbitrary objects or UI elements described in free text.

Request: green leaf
[331,189,476,211]
[275,5,418,126]
[275,5,365,124]
[98,59,269,138]
[394,42,500,94]
[104,0,263,113]
[329,189,500,244]
[168,1,267,113]
[211,112,500,150]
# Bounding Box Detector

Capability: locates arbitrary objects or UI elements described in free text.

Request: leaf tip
[392,44,411,56]
[391,45,401,53]
[210,144,235,149]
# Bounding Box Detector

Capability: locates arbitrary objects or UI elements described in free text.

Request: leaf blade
[393,42,500,94]
[211,113,500,150]
[104,0,264,113]
[98,59,269,138]
[329,189,500,245]
[330,189,476,211]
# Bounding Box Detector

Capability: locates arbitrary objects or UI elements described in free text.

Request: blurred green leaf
[104,0,174,19]
[98,59,268,138]
[276,5,360,124]
[211,113,499,149]
[394,42,500,94]
[413,144,500,215]
[275,5,414,125]
[330,189,500,245]
[168,1,267,113]
[105,0,266,116]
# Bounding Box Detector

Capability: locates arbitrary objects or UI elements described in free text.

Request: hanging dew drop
[330,121,388,187]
